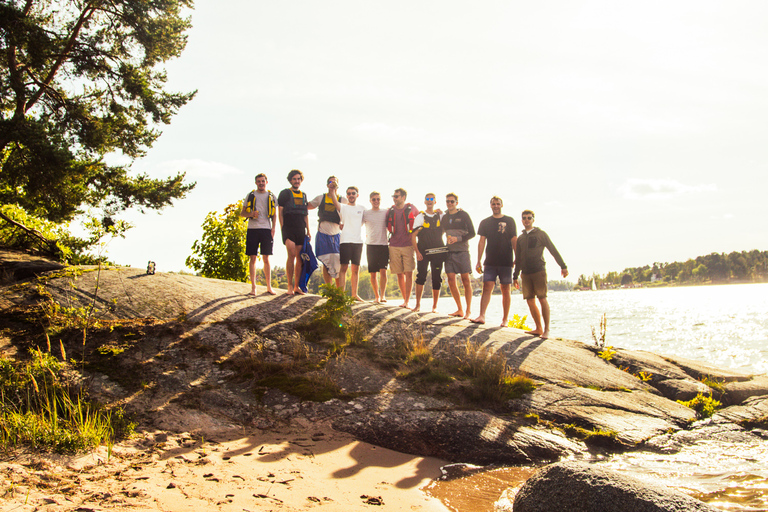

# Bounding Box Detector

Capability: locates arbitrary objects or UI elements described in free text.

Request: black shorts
[281,217,306,246]
[340,243,363,266]
[246,229,273,256]
[366,245,389,273]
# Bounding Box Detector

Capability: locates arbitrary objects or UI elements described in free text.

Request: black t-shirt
[478,215,517,267]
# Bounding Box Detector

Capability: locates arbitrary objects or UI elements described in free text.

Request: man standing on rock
[330,184,366,301]
[471,196,516,326]
[363,191,389,303]
[443,192,475,319]
[387,188,418,308]
[410,192,446,313]
[513,209,568,338]
[240,173,277,296]
[307,176,345,287]
[277,169,311,295]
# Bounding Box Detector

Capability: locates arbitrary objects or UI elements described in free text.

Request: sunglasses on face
[446,200,456,204]
[522,216,533,220]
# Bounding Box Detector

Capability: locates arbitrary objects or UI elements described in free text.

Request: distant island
[575,249,768,290]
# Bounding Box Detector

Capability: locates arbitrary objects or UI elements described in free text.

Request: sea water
[428,283,768,511]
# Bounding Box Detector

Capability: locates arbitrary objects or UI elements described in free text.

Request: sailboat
[591,278,597,291]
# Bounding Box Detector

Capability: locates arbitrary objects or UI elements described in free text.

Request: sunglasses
[522,216,533,220]
[446,200,456,204]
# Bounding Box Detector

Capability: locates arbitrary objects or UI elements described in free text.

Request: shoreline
[2,421,451,511]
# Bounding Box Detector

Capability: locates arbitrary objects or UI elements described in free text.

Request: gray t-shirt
[242,190,273,230]
[363,208,388,246]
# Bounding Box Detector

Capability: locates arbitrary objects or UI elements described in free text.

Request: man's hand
[475,262,483,274]
[416,249,423,261]
[514,279,520,290]
[561,269,569,278]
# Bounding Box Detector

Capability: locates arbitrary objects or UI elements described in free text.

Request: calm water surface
[429,283,768,511]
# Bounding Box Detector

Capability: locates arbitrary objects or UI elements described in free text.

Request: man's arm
[304,214,311,240]
[411,228,423,261]
[544,232,567,276]
[278,206,284,230]
[475,236,486,273]
[464,212,476,241]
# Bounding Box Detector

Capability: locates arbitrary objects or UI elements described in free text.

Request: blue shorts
[315,232,340,257]
[483,265,513,285]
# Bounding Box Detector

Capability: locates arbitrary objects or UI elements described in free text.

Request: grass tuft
[677,393,722,419]
[0,348,135,454]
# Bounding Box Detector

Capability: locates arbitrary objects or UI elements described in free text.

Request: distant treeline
[577,250,768,289]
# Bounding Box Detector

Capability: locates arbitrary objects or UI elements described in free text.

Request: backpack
[245,190,276,218]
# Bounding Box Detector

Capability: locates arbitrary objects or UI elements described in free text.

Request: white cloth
[339,203,366,244]
[363,208,388,246]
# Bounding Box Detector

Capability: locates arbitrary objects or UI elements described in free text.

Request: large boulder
[512,460,720,512]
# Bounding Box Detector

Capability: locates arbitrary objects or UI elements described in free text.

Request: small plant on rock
[677,393,722,419]
[591,313,607,349]
[507,314,531,330]
[598,346,616,361]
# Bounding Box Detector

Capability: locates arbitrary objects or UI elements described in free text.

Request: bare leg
[404,271,413,307]
[471,281,495,324]
[379,269,388,302]
[525,297,543,335]
[292,247,304,294]
[540,297,551,338]
[321,265,332,285]
[263,255,276,295]
[248,255,258,295]
[350,264,363,300]
[370,272,380,303]
[461,273,472,319]
[413,283,424,311]
[397,272,412,308]
[431,289,440,313]
[500,283,511,326]
[285,240,298,294]
[447,273,463,317]
[339,264,348,294]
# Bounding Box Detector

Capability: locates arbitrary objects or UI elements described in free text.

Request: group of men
[240,170,568,338]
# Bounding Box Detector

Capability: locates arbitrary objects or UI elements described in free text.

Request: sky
[104,1,768,281]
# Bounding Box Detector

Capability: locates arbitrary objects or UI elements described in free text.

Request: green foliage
[634,371,653,382]
[598,346,616,361]
[561,424,619,446]
[507,314,531,330]
[700,375,725,393]
[0,0,196,224]
[577,250,768,288]
[186,203,248,282]
[0,348,135,453]
[677,393,722,419]
[455,340,536,403]
[312,284,355,331]
[0,204,129,263]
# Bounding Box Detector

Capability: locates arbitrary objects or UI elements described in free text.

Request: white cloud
[150,159,243,179]
[352,122,426,141]
[296,152,318,161]
[618,178,717,200]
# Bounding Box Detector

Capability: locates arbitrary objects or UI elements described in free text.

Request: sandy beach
[1,418,450,511]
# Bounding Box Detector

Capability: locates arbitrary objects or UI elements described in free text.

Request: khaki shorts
[389,245,415,274]
[521,270,548,299]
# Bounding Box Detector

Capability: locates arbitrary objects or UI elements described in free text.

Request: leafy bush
[677,393,722,419]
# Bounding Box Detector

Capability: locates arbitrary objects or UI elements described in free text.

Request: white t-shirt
[339,203,366,244]
[363,208,388,246]
[242,190,273,230]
